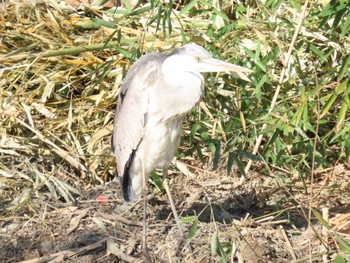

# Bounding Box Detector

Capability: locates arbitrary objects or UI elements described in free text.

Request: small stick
[106,238,138,262]
[322,207,329,263]
[162,167,187,255]
[95,212,143,227]
[280,225,297,260]
[19,239,107,263]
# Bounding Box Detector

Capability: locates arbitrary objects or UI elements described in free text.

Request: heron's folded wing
[111,53,166,177]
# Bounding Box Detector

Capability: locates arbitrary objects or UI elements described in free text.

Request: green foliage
[177,0,350,176]
[319,0,350,38]
[180,216,199,241]
[150,171,163,191]
[211,231,233,262]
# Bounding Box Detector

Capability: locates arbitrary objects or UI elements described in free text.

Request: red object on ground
[96,196,109,206]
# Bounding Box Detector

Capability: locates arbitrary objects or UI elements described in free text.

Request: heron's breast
[138,118,184,172]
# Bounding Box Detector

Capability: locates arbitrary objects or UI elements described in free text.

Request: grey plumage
[112,43,252,202]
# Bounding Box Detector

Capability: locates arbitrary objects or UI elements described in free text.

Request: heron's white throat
[161,54,204,87]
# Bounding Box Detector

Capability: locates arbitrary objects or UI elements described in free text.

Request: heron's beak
[199,58,252,82]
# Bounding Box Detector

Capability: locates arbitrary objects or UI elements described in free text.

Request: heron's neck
[153,54,203,119]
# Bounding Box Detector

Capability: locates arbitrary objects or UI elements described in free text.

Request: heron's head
[164,43,252,82]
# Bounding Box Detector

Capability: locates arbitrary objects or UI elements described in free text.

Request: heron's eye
[195,56,201,62]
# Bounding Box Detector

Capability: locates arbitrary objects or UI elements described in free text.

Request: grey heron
[112,43,252,238]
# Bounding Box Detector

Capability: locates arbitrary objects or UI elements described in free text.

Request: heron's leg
[162,166,184,238]
[141,160,152,262]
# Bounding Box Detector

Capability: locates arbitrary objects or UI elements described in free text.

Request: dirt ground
[1,160,349,263]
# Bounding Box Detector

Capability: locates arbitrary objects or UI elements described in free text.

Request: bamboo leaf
[334,254,346,263]
[91,18,117,29]
[180,0,197,15]
[335,85,350,133]
[150,171,163,191]
[212,7,229,21]
[341,13,350,37]
[338,55,350,80]
[129,5,152,16]
[180,216,197,223]
[211,231,219,256]
[320,80,348,118]
[187,219,198,241]
[242,45,266,71]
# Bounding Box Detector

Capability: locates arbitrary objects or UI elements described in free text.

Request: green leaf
[195,145,206,164]
[129,5,152,16]
[95,0,109,7]
[150,171,163,191]
[262,129,280,156]
[167,9,172,35]
[234,149,261,161]
[331,122,350,143]
[308,42,325,59]
[212,7,229,21]
[334,254,346,263]
[116,47,134,59]
[289,0,301,12]
[123,0,132,12]
[189,123,201,144]
[321,80,348,118]
[266,0,284,9]
[338,55,350,80]
[341,13,350,37]
[180,0,197,15]
[335,85,350,133]
[155,6,164,32]
[91,18,117,29]
[180,216,197,223]
[242,45,266,72]
[227,151,235,175]
[319,0,337,17]
[332,4,348,31]
[199,0,211,7]
[211,231,219,256]
[260,119,285,134]
[187,218,198,241]
[254,74,269,100]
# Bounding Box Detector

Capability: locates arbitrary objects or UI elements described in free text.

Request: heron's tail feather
[121,149,137,202]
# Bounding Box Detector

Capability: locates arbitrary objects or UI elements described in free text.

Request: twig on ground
[66,208,90,235]
[95,212,143,227]
[121,193,156,216]
[280,225,297,260]
[18,238,108,263]
[106,238,140,262]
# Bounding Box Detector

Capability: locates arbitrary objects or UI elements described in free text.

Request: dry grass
[1,0,350,262]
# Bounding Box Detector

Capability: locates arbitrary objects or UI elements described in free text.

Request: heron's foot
[175,233,193,257]
[175,236,185,256]
[142,244,153,263]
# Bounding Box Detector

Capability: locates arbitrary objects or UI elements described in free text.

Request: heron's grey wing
[111,53,166,196]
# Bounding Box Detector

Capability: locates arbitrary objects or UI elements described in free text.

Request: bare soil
[1,162,349,262]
